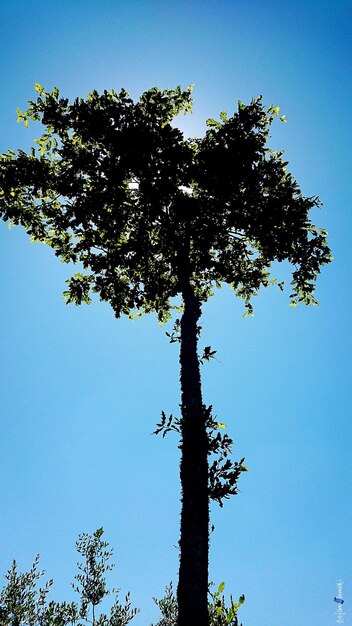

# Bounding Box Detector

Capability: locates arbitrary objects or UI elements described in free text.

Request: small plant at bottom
[152,582,178,626]
[151,581,244,626]
[208,581,245,626]
[0,528,139,626]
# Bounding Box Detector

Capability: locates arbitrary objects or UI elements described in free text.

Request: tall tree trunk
[177,282,209,626]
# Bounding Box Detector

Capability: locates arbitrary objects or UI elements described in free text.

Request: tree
[0,84,332,626]
[0,528,138,626]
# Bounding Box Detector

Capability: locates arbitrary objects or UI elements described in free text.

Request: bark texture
[177,283,209,626]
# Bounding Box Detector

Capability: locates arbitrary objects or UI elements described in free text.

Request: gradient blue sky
[0,1,351,625]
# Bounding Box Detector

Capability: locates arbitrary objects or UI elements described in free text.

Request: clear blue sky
[0,1,351,625]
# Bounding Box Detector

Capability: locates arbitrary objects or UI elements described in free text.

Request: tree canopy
[0,84,331,320]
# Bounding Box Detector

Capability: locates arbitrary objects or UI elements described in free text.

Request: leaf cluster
[208,582,244,626]
[199,345,218,365]
[205,406,248,507]
[73,527,114,609]
[152,411,181,438]
[0,85,332,321]
[165,319,181,344]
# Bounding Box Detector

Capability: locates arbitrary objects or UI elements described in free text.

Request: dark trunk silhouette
[177,282,209,626]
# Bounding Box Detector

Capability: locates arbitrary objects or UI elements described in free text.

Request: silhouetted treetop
[0,84,332,321]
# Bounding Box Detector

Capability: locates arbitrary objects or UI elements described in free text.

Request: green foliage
[206,406,248,507]
[72,528,139,626]
[208,582,245,626]
[0,536,243,626]
[152,582,178,626]
[0,555,82,626]
[72,528,115,614]
[0,554,52,626]
[0,530,138,626]
[0,85,331,323]
[153,404,247,508]
[63,273,93,305]
[152,581,244,626]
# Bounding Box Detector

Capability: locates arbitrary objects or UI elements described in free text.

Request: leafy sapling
[72,528,139,626]
[73,527,114,622]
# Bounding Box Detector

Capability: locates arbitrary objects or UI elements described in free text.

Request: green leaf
[218,581,225,594]
[16,108,24,123]
[34,83,45,95]
[206,118,221,128]
[231,593,246,611]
